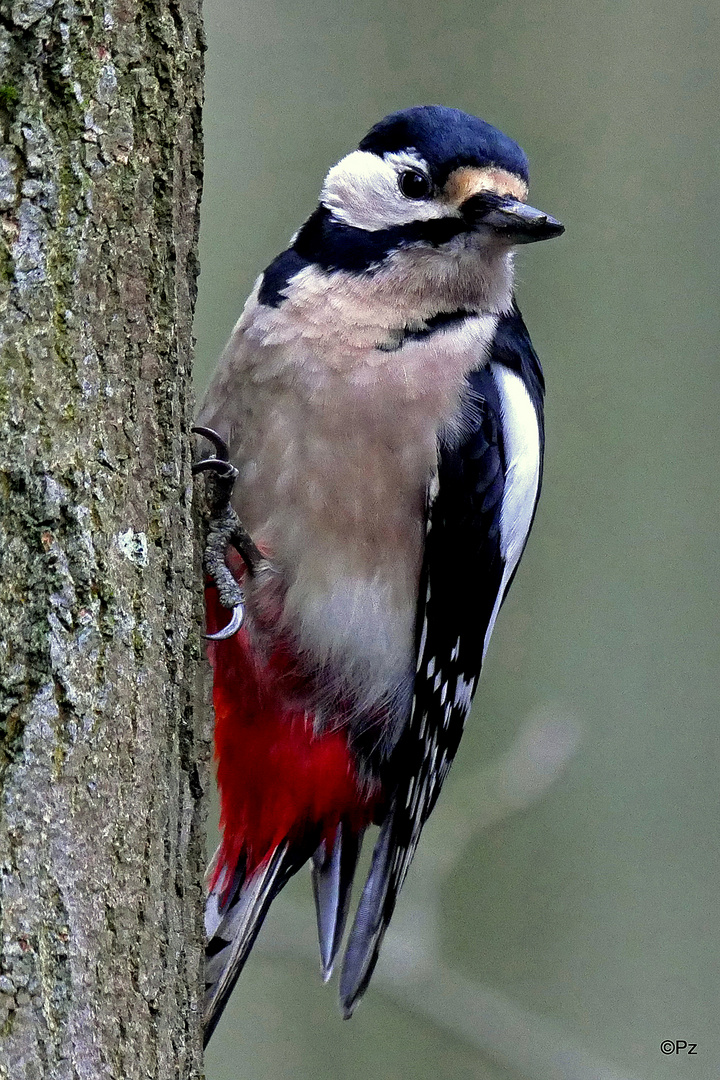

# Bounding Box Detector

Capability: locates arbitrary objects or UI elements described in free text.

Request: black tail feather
[204,843,293,1047]
[311,821,365,980]
[338,810,397,1017]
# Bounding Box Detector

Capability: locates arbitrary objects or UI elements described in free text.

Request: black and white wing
[340,303,545,1014]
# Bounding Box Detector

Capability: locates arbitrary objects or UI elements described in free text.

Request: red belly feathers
[205,579,377,887]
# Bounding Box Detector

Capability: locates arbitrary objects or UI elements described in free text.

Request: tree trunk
[0,0,206,1074]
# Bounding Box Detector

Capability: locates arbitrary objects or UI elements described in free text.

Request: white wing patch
[482,362,541,658]
[454,674,475,711]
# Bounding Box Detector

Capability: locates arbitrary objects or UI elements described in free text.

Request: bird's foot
[192,426,266,641]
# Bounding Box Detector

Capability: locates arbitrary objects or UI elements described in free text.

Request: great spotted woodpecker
[194,105,563,1043]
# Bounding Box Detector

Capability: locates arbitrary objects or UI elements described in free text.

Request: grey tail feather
[311,822,365,981]
[204,843,291,1047]
[338,810,397,1018]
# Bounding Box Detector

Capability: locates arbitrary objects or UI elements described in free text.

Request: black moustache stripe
[258,206,469,308]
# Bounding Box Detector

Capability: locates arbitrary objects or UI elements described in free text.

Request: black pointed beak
[463,195,565,244]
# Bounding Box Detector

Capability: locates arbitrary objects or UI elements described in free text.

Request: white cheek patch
[321,149,460,232]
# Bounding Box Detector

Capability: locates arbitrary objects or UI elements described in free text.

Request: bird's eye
[398,169,432,199]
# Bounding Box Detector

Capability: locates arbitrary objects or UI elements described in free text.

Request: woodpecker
[194,105,563,1042]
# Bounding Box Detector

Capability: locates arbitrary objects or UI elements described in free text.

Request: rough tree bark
[0,0,206,1074]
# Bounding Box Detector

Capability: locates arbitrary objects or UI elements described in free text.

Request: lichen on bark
[0,0,207,1074]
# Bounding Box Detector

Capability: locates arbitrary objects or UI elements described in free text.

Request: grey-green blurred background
[193,2,720,1078]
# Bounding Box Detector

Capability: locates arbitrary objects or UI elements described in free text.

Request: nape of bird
[194,104,564,1044]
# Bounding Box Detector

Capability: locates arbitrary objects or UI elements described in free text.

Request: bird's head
[321,105,563,248]
[254,106,564,344]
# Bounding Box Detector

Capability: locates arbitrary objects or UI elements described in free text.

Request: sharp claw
[193,425,258,636]
[192,457,238,479]
[205,603,244,641]
[192,426,230,461]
